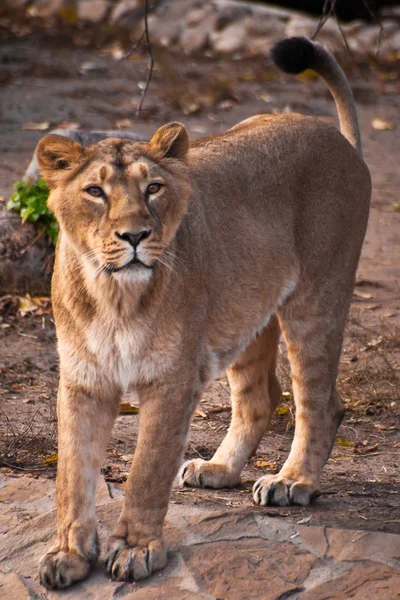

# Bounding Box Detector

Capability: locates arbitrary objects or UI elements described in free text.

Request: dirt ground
[0,34,399,536]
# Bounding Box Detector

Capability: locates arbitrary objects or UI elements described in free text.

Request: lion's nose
[115,229,152,247]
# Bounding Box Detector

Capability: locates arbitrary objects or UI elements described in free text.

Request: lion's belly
[206,278,297,379]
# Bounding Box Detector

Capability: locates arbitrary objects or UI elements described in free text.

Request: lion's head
[36,122,192,282]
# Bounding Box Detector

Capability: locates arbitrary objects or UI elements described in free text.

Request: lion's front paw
[180,458,241,489]
[39,550,93,589]
[105,536,167,582]
[253,474,319,507]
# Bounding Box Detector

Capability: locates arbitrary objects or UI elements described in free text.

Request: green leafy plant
[7,178,58,246]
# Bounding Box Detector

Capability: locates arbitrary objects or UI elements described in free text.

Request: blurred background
[0,0,399,542]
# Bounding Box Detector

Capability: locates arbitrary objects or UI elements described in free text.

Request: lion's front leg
[39,377,120,589]
[105,380,197,582]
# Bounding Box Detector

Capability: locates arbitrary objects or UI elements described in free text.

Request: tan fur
[37,45,370,589]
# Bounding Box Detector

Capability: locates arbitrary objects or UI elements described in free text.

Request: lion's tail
[271,37,362,157]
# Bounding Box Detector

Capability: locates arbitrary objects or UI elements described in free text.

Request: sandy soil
[0,35,399,534]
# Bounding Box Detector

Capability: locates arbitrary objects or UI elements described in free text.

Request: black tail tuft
[271,37,316,75]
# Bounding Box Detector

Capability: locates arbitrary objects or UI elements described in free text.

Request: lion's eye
[85,186,104,198]
[146,183,162,196]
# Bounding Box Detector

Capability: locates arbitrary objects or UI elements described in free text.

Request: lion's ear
[149,122,189,160]
[36,134,86,188]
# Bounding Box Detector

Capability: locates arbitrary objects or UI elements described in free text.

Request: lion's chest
[84,319,179,391]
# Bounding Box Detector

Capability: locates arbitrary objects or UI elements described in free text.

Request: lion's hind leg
[180,316,281,489]
[253,289,347,507]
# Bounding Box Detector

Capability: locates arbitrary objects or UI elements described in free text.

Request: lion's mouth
[109,256,153,273]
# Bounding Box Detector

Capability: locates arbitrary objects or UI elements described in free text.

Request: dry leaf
[194,408,208,418]
[18,294,51,316]
[22,121,50,131]
[10,383,24,392]
[255,459,278,472]
[115,119,133,129]
[372,118,393,131]
[57,121,81,130]
[119,403,139,415]
[354,443,379,455]
[353,290,374,300]
[275,406,290,416]
[120,454,134,462]
[297,516,311,524]
[42,453,58,467]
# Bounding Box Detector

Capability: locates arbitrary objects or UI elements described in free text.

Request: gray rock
[0,573,31,600]
[27,0,66,18]
[210,20,248,55]
[77,0,110,23]
[0,209,53,295]
[185,5,215,27]
[181,14,218,55]
[109,0,141,26]
[388,30,400,53]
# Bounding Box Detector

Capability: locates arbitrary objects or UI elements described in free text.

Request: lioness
[37,37,370,589]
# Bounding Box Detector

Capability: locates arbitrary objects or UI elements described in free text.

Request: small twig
[189,444,206,459]
[361,0,385,58]
[125,29,146,59]
[334,13,359,69]
[136,0,154,117]
[125,0,154,117]
[311,0,337,40]
[384,520,400,524]
[0,461,46,472]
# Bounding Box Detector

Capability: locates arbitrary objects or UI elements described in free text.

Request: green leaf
[7,178,57,245]
[336,436,354,447]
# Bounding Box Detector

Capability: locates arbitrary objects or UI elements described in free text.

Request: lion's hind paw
[253,474,319,507]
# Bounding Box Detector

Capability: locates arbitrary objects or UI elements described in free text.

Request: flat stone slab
[0,474,399,599]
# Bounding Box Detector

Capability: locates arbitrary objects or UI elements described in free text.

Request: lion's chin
[112,266,153,284]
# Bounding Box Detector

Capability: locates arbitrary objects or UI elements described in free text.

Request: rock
[325,528,400,563]
[0,209,53,295]
[27,0,66,18]
[244,13,286,38]
[285,14,339,48]
[183,510,261,542]
[210,20,248,55]
[388,30,400,53]
[212,1,252,30]
[77,0,110,23]
[302,561,400,600]
[181,539,317,599]
[180,14,218,55]
[185,5,215,27]
[109,0,141,26]
[3,0,31,9]
[147,13,182,48]
[0,573,31,600]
